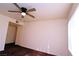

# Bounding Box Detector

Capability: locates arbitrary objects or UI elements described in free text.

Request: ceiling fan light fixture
[21,12,26,16]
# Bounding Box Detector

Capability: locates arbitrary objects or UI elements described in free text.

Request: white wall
[16,19,70,56]
[68,4,79,56]
[0,15,9,51]
[0,14,23,51]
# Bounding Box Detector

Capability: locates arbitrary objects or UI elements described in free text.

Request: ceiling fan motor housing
[21,7,27,12]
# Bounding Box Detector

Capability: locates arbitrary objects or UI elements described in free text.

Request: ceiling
[0,3,73,21]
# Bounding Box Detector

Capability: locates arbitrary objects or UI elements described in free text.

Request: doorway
[5,22,17,45]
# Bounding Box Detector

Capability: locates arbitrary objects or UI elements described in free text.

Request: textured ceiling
[0,3,73,21]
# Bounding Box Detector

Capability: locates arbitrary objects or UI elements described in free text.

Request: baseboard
[5,42,15,45]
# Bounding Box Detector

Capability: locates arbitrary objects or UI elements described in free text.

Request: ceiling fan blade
[8,10,21,13]
[13,3,21,11]
[27,8,36,12]
[26,13,35,18]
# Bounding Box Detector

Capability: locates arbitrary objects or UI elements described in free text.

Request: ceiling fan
[8,3,36,18]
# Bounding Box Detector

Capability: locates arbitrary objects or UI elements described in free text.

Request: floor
[0,43,55,56]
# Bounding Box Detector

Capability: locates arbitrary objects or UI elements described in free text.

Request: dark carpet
[0,43,55,56]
